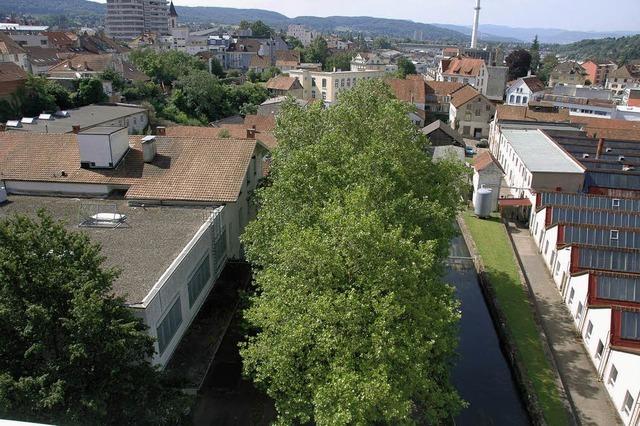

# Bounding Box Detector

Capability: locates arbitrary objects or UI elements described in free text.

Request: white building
[489,128,584,198]
[0,127,269,368]
[472,151,503,211]
[506,76,546,106]
[529,191,640,425]
[106,0,169,40]
[286,24,316,47]
[287,69,385,103]
[449,85,495,138]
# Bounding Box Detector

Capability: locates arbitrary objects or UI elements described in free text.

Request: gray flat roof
[9,104,147,134]
[0,196,212,305]
[503,129,584,174]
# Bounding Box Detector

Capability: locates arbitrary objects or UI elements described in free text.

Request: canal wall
[456,215,574,426]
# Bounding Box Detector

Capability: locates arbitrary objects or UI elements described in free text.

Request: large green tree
[130,49,205,86]
[324,51,354,72]
[303,37,329,65]
[0,212,190,425]
[505,48,533,81]
[530,35,541,75]
[397,57,417,78]
[240,80,467,425]
[538,54,559,83]
[75,78,107,106]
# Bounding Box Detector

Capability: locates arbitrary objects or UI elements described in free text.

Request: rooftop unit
[77,126,129,169]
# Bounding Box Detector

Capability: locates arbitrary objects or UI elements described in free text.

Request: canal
[449,233,529,425]
[193,235,530,425]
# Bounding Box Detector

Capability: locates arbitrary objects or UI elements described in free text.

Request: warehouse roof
[502,129,584,173]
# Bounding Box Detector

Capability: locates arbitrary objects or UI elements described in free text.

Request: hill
[554,34,640,63]
[0,0,466,42]
[434,23,637,45]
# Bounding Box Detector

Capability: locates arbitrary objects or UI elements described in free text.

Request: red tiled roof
[474,151,500,172]
[0,133,256,204]
[495,105,571,122]
[386,78,426,104]
[0,32,25,55]
[276,50,300,63]
[425,80,465,96]
[450,85,481,108]
[244,114,276,132]
[443,57,484,77]
[266,76,301,91]
[0,62,28,83]
[250,55,272,69]
[165,125,278,150]
[521,76,546,93]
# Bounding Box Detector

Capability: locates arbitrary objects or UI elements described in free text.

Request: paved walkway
[506,222,622,426]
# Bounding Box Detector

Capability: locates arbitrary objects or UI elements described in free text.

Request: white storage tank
[474,187,493,219]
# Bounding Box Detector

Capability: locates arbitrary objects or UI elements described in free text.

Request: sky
[91,0,640,32]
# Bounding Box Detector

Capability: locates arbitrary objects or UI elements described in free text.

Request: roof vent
[605,147,612,153]
[55,110,70,118]
[623,165,635,172]
[618,155,626,162]
[141,135,157,162]
[6,120,21,128]
[21,117,36,124]
[582,153,589,159]
[38,113,53,120]
[78,203,129,228]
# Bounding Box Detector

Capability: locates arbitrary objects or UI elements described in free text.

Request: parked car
[465,146,476,156]
[477,138,489,148]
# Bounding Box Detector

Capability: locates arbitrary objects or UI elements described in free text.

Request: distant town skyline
[90,0,640,32]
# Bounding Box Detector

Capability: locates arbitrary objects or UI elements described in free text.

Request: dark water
[448,234,529,425]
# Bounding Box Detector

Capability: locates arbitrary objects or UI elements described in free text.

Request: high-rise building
[106,0,169,41]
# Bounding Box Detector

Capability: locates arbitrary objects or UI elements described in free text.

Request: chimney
[246,128,256,139]
[596,138,604,159]
[470,0,481,49]
[252,124,256,130]
[156,126,166,136]
[72,125,81,134]
[141,135,157,162]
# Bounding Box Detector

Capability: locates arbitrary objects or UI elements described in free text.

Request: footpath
[506,222,621,426]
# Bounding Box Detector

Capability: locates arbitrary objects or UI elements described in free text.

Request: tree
[538,54,559,83]
[396,57,417,78]
[373,37,392,49]
[17,75,57,117]
[100,68,125,92]
[130,49,205,86]
[505,48,532,81]
[250,20,274,38]
[324,51,353,72]
[0,212,190,425]
[530,35,541,75]
[285,36,304,50]
[260,66,281,82]
[171,70,226,122]
[75,78,107,106]
[240,80,467,425]
[209,57,225,78]
[303,37,329,65]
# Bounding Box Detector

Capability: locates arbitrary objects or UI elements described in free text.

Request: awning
[498,198,532,207]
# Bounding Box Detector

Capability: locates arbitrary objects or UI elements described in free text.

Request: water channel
[449,233,529,425]
[194,234,530,425]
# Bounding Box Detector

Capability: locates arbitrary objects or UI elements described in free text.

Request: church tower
[168,1,178,30]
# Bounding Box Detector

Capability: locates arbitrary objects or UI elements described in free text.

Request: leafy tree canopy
[302,37,329,65]
[396,57,417,78]
[373,37,393,49]
[130,48,205,85]
[530,35,541,74]
[240,80,467,425]
[505,48,532,81]
[0,212,190,425]
[324,51,354,72]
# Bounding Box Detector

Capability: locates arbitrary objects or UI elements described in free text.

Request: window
[188,255,211,307]
[585,321,593,340]
[341,78,345,87]
[597,276,640,303]
[610,230,619,240]
[156,297,182,354]
[612,198,621,208]
[346,78,351,87]
[621,311,640,340]
[568,288,575,305]
[595,339,604,360]
[464,111,472,121]
[509,95,515,103]
[322,78,326,88]
[544,241,549,255]
[623,391,634,415]
[576,301,583,321]
[523,96,528,103]
[608,365,618,386]
[475,109,481,117]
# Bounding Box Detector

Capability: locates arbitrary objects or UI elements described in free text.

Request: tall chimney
[246,128,256,139]
[596,138,605,159]
[471,0,481,49]
[156,126,166,136]
[72,125,81,134]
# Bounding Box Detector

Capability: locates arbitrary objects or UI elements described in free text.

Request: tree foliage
[100,68,125,91]
[240,80,467,425]
[0,212,190,425]
[373,37,393,49]
[396,57,417,78]
[0,76,74,121]
[505,48,532,81]
[75,78,107,106]
[302,37,329,65]
[553,34,640,64]
[324,51,354,72]
[530,36,541,75]
[238,20,274,38]
[130,48,205,85]
[538,54,559,83]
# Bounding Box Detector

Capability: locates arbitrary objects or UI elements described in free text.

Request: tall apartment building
[286,24,316,47]
[106,0,169,40]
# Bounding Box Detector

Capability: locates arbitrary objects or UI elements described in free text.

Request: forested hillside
[555,34,640,63]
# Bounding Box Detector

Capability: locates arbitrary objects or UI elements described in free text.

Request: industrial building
[0,127,269,368]
[529,190,640,425]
